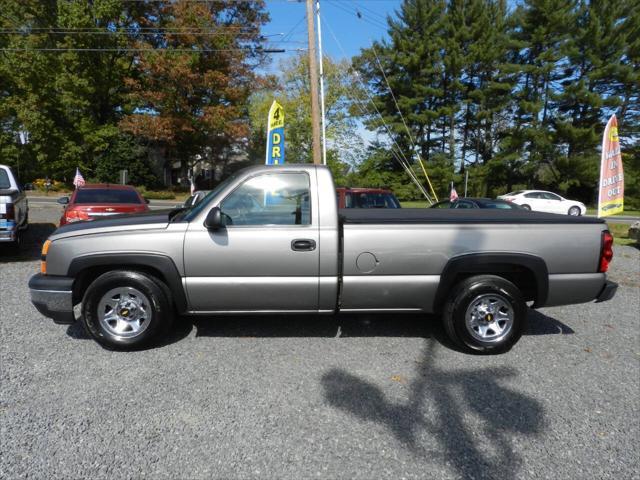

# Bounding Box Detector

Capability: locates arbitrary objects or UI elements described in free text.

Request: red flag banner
[598,115,624,217]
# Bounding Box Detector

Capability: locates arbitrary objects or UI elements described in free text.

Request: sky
[261,0,402,68]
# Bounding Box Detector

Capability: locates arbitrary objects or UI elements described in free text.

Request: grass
[606,222,638,246]
[401,201,430,208]
[586,208,640,217]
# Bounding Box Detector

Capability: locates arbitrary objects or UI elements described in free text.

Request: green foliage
[355,0,639,204]
[93,134,161,188]
[248,54,367,167]
[0,0,268,187]
[139,190,176,201]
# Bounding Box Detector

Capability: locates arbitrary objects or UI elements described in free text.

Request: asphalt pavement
[1,204,638,479]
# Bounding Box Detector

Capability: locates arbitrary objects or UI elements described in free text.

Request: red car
[336,187,401,209]
[57,184,150,226]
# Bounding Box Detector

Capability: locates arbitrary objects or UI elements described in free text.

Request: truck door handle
[291,239,316,251]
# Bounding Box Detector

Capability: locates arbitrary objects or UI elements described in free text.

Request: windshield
[74,188,142,204]
[346,192,401,208]
[481,201,521,209]
[180,173,238,222]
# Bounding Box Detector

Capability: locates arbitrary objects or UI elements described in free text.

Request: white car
[498,190,587,216]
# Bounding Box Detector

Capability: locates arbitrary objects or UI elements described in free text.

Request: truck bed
[339,208,605,224]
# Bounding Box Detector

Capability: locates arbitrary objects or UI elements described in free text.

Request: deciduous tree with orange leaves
[120,0,269,180]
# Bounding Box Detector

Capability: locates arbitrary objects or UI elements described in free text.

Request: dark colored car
[58,184,150,226]
[336,187,401,209]
[430,198,524,210]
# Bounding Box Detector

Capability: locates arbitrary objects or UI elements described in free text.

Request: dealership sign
[266,100,285,165]
[598,114,624,217]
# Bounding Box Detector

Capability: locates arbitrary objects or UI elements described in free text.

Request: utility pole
[316,0,327,165]
[306,0,322,165]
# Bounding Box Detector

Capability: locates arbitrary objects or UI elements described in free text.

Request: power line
[0,26,259,31]
[321,17,433,202]
[325,0,387,30]
[0,47,293,52]
[0,30,269,36]
[370,43,439,201]
[276,15,306,45]
[353,1,389,23]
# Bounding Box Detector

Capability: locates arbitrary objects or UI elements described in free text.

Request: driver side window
[221,173,311,226]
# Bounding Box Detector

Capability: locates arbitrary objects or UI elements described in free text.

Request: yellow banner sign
[598,115,624,217]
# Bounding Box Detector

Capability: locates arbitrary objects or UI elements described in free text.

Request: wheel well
[447,266,538,303]
[72,265,170,306]
[434,254,548,312]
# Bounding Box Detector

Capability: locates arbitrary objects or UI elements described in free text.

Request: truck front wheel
[81,270,173,350]
[442,275,527,354]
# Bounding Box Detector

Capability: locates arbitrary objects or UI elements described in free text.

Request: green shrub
[142,191,176,200]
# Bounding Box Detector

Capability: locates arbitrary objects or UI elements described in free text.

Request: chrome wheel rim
[98,287,152,338]
[569,207,580,216]
[465,293,514,343]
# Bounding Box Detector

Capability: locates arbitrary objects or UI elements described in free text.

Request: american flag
[73,167,85,188]
[450,184,458,201]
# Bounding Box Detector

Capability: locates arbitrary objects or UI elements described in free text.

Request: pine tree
[505,0,578,190]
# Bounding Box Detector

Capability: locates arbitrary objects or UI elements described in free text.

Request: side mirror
[204,206,224,230]
[57,196,69,205]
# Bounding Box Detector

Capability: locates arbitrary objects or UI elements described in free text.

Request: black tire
[568,206,581,216]
[8,229,22,253]
[442,275,527,354]
[521,204,531,211]
[81,270,173,350]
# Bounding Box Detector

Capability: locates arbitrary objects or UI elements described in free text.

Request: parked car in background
[430,198,524,210]
[498,190,586,216]
[336,187,401,209]
[58,184,149,226]
[0,164,28,248]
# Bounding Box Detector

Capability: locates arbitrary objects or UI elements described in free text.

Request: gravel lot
[1,204,638,479]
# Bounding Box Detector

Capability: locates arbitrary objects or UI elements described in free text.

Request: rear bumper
[544,273,617,307]
[0,233,17,242]
[595,280,618,303]
[29,273,76,324]
[0,226,17,242]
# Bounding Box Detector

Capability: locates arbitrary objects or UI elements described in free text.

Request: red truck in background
[336,187,401,209]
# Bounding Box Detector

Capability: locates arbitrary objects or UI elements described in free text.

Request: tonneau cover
[340,208,605,224]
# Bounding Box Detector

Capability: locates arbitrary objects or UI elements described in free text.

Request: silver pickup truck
[29,164,617,353]
[0,164,28,248]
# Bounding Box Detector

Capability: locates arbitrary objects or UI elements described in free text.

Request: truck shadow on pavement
[185,308,572,340]
[66,309,573,351]
[321,338,545,480]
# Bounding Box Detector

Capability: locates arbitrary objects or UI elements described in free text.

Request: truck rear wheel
[81,270,173,350]
[442,275,527,354]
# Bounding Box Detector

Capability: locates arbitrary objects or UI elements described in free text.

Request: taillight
[41,239,51,274]
[0,203,15,219]
[65,209,90,223]
[598,231,614,273]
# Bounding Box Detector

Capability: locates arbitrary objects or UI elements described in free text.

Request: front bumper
[29,273,76,324]
[595,280,618,303]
